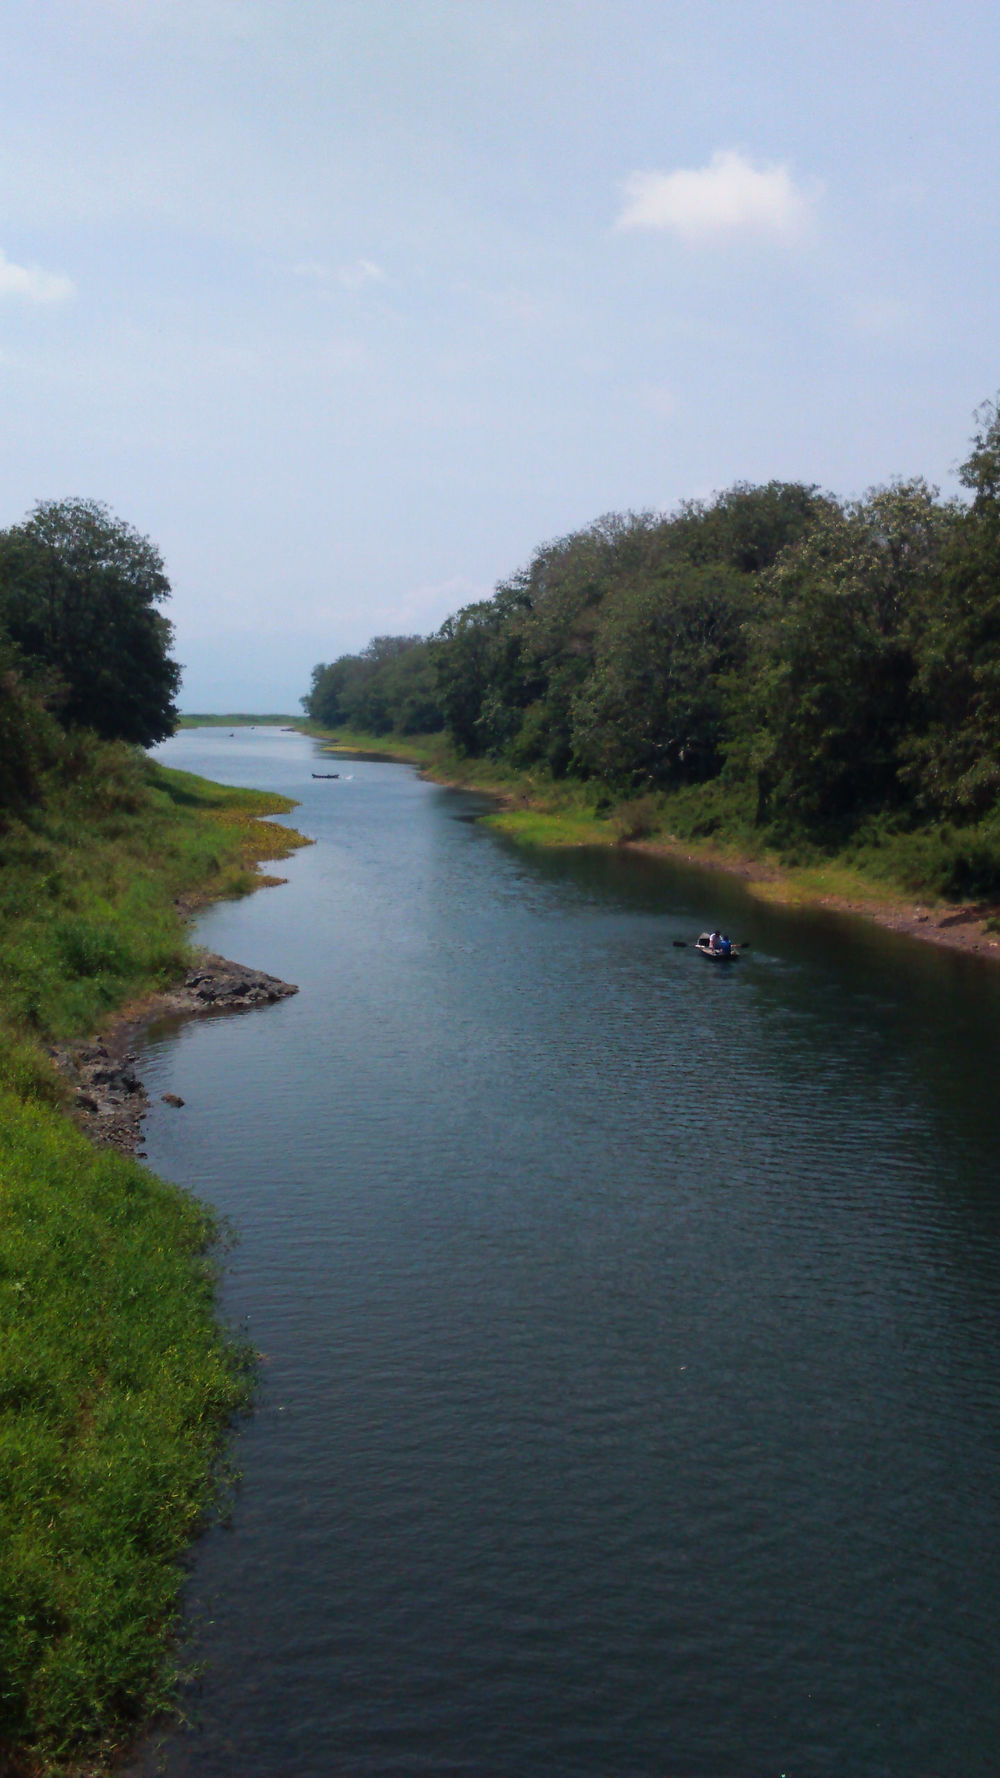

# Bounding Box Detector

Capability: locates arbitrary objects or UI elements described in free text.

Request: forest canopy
[302,398,1000,889]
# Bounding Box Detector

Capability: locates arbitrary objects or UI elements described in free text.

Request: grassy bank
[0,739,307,1776]
[311,724,1000,919]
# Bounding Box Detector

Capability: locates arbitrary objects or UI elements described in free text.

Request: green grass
[0,737,308,1776]
[0,743,307,1072]
[0,1099,252,1775]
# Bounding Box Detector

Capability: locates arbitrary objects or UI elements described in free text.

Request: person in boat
[707,929,733,956]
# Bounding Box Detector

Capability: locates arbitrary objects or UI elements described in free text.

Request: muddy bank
[51,952,298,1153]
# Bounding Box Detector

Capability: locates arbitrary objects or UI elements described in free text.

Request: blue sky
[2,0,998,709]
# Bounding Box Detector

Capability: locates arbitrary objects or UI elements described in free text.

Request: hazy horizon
[3,1,999,708]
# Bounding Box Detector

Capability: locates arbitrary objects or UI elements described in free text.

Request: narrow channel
[130,727,1000,1778]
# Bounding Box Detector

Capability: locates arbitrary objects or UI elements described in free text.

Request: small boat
[695,932,739,961]
[311,772,340,779]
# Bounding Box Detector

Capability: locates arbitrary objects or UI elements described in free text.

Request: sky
[2,0,999,710]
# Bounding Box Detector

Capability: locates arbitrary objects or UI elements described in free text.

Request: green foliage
[730,481,956,824]
[572,563,749,788]
[0,1094,253,1772]
[303,399,1000,901]
[304,635,443,736]
[901,401,1000,816]
[0,639,63,823]
[667,479,831,571]
[0,737,306,1774]
[0,499,180,747]
[0,747,304,1044]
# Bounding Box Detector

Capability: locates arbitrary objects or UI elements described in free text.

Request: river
[130,726,1000,1778]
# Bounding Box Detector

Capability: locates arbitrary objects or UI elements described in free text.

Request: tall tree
[571,563,749,787]
[0,499,180,746]
[736,482,953,824]
[904,401,1000,816]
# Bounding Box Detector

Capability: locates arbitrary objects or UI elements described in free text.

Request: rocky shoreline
[51,952,298,1153]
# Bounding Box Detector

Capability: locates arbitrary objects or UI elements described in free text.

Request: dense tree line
[0,498,180,820]
[303,399,1000,871]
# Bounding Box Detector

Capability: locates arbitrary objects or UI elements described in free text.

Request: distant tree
[371,643,444,734]
[0,499,180,745]
[303,658,355,728]
[303,635,442,735]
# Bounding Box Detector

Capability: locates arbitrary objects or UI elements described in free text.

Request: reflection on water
[129,728,1000,1778]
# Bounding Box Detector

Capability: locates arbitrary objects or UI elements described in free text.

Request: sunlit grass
[0,738,308,1775]
[484,807,613,847]
[0,751,308,1058]
[0,1093,254,1776]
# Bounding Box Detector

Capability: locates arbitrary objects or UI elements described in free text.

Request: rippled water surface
[130,728,1000,1777]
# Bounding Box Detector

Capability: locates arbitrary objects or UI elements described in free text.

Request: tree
[736,481,954,824]
[0,632,61,822]
[903,401,1000,816]
[667,481,830,572]
[0,499,180,746]
[570,563,750,787]
[302,636,442,735]
[431,585,533,755]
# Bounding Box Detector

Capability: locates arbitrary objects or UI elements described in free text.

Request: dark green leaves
[0,500,180,748]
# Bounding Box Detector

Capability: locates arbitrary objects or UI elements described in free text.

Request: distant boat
[312,772,340,779]
[695,932,739,961]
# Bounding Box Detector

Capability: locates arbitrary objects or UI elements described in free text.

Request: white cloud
[337,258,386,290]
[616,150,813,243]
[0,248,74,302]
[292,258,387,291]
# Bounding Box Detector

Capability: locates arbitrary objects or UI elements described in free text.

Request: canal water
[131,727,1000,1778]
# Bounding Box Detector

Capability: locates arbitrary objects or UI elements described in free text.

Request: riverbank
[304,724,1000,964]
[51,954,300,1154]
[0,745,308,1778]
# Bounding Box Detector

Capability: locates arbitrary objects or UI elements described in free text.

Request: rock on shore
[51,952,298,1152]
